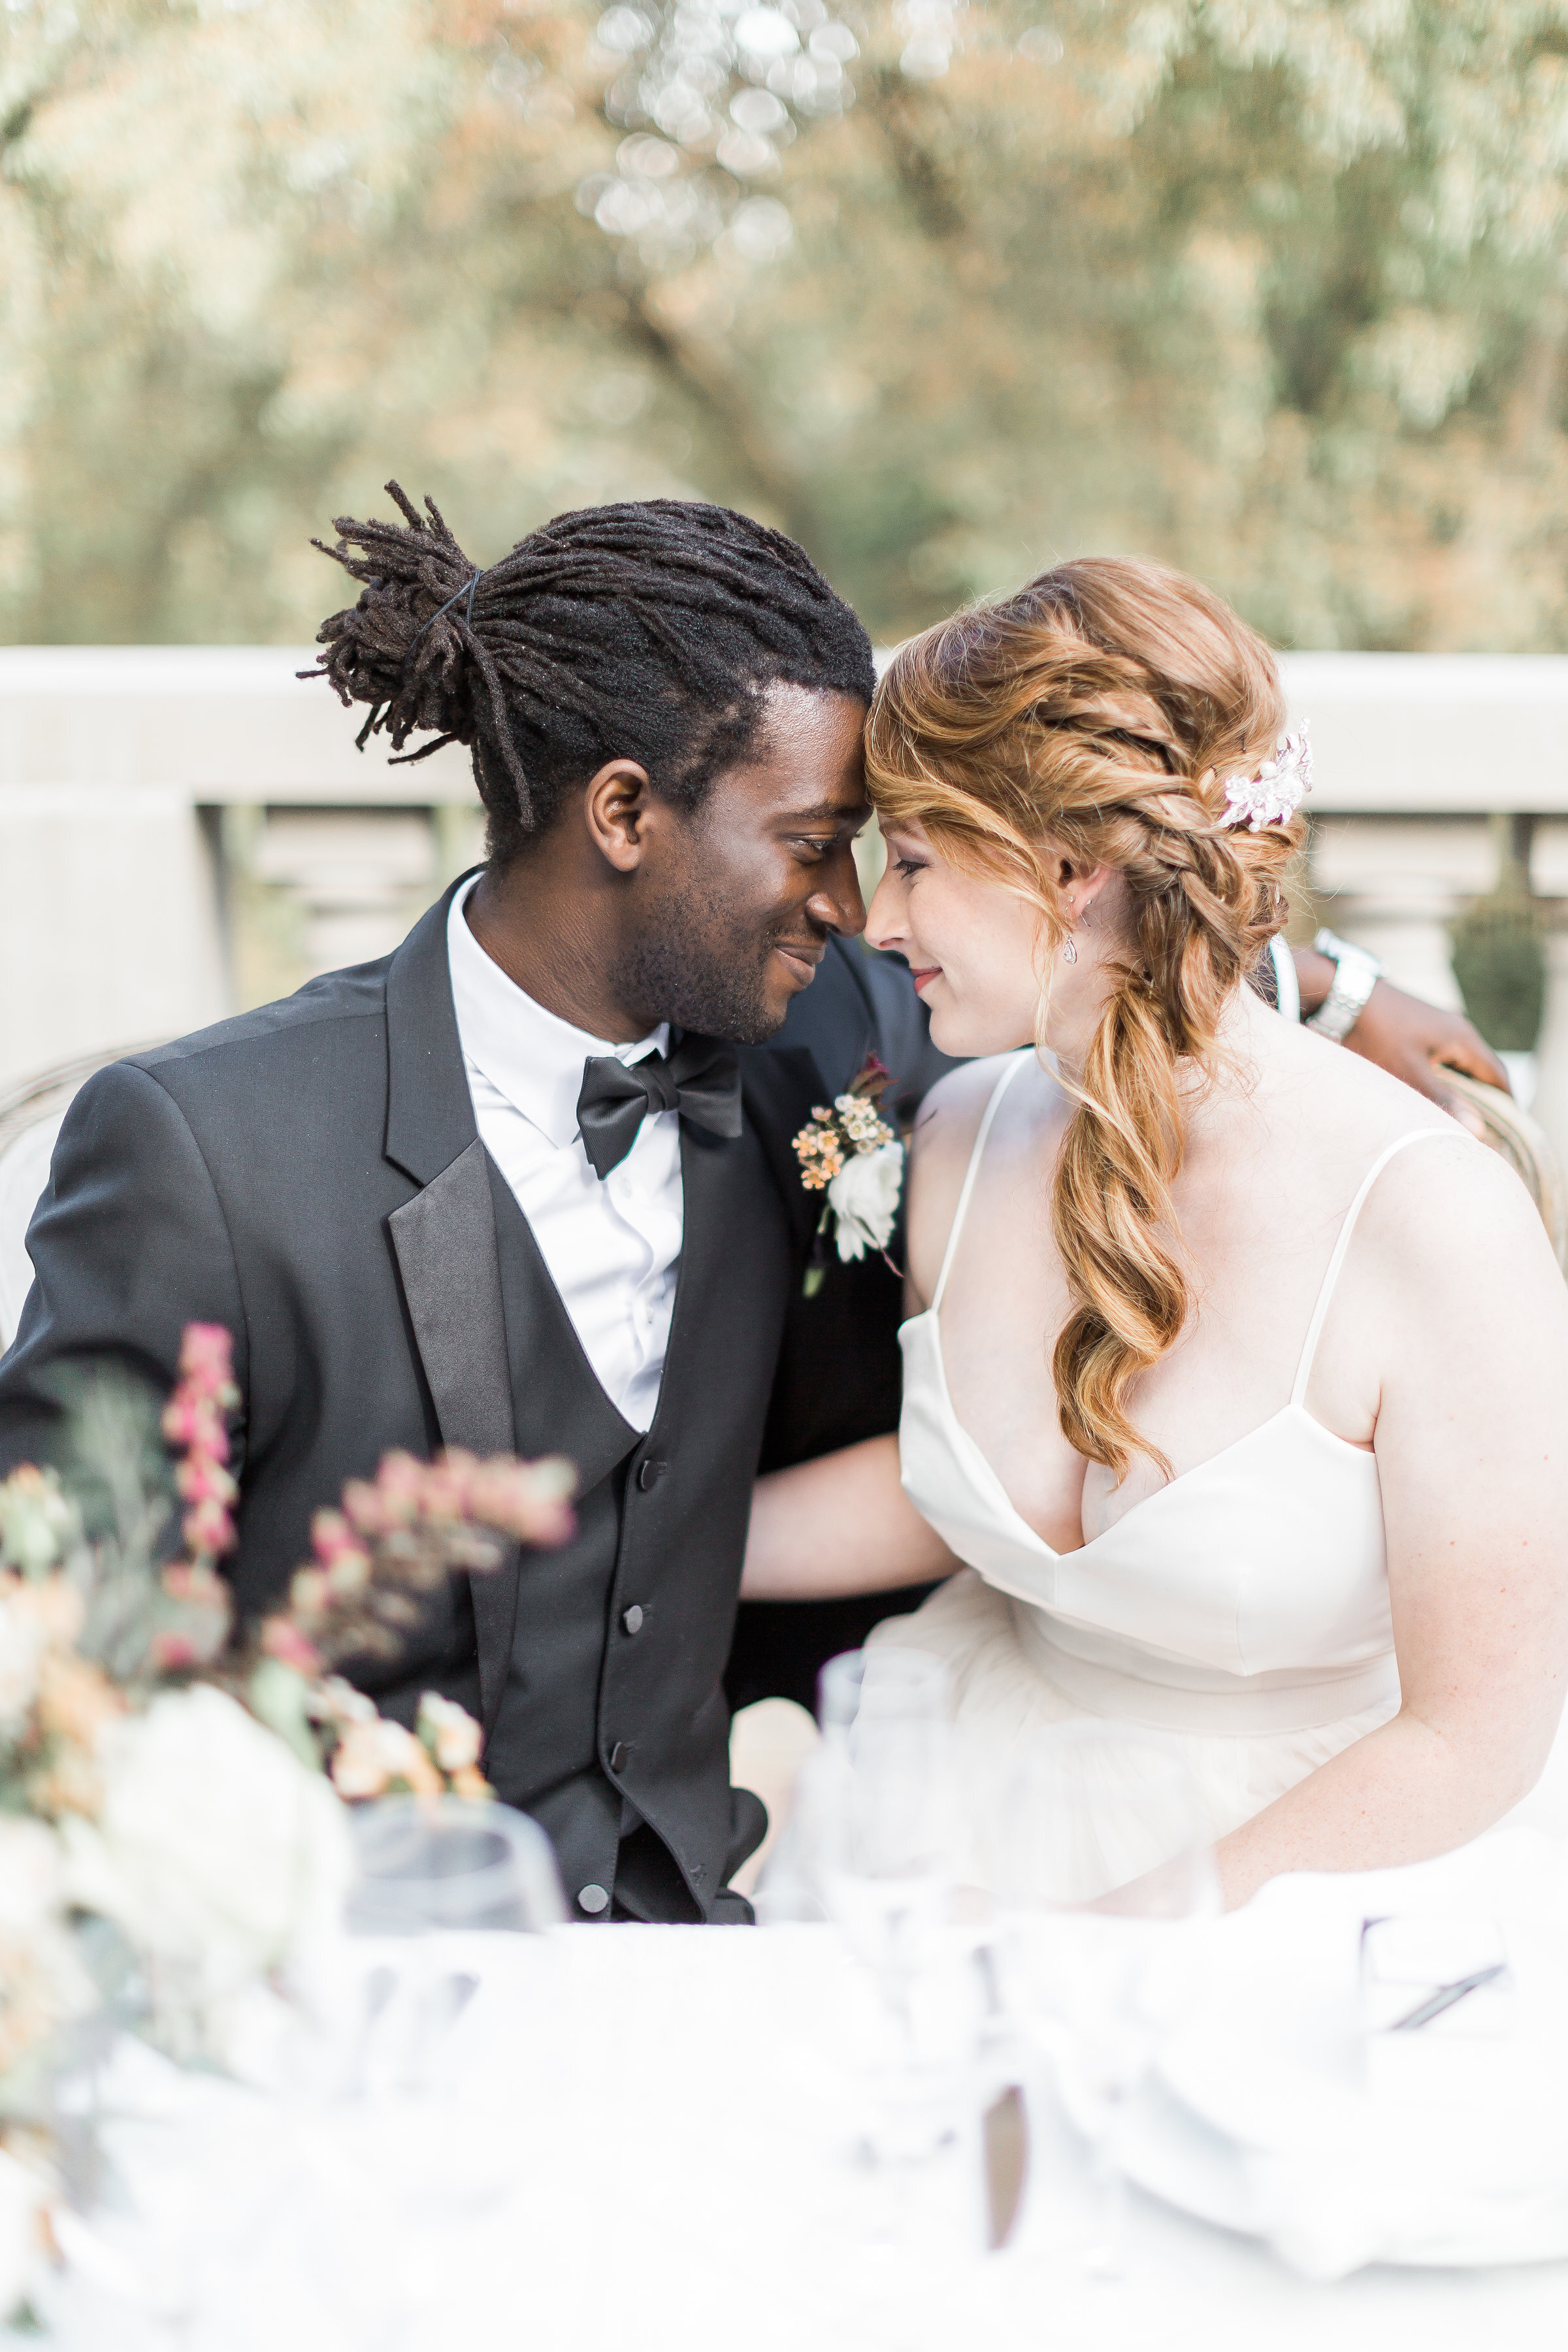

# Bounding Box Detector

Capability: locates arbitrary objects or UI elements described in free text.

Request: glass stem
[1085,2094,1128,2282]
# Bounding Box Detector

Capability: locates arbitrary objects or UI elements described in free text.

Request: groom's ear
[583,760,657,872]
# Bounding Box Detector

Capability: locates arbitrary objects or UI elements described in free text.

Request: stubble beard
[612,889,796,1045]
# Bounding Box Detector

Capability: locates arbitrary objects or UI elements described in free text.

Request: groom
[0,493,1508,1923]
[0,497,928,1925]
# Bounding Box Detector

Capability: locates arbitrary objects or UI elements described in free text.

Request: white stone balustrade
[6,644,1568,1154]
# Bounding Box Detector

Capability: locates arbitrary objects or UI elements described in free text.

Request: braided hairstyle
[306,485,875,862]
[864,557,1302,1480]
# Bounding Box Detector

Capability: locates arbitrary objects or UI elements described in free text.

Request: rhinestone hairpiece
[1219,723,1312,832]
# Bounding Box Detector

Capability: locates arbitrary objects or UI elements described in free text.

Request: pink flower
[289,1567,328,1620]
[178,1323,240,1407]
[340,1479,389,1538]
[374,1453,427,1524]
[417,1462,468,1524]
[325,1548,371,1598]
[465,1456,577,1546]
[182,1497,236,1560]
[150,1630,199,1671]
[176,1458,238,1506]
[260,1616,321,1674]
[310,1509,361,1565]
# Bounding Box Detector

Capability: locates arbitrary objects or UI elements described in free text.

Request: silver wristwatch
[1305,926,1382,1043]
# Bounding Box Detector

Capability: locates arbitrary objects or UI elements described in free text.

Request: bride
[742,556,1568,1908]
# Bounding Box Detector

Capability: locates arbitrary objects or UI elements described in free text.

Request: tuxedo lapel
[387,1139,512,1457]
[384,877,526,1733]
[388,1140,521,1733]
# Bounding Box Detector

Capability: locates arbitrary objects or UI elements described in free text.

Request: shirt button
[621,1605,645,1635]
[609,1740,632,1774]
[577,1883,610,1916]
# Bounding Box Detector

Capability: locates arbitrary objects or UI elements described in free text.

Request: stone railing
[4,645,1567,1152]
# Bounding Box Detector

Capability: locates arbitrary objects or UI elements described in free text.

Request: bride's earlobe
[1062,892,1091,964]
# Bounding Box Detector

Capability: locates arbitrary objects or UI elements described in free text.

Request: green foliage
[6,0,1568,643]
[1452,888,1546,1051]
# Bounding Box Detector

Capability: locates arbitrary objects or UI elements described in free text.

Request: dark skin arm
[1292,947,1510,1131]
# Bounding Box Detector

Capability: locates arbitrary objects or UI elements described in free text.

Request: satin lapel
[389,1136,519,1735]
[738,1045,821,1255]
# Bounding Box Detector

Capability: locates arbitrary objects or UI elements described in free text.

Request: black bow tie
[576,1033,743,1179]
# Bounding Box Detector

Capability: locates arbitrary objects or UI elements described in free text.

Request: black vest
[387,1029,818,1921]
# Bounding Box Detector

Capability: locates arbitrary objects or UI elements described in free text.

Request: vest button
[610,1740,631,1773]
[577,1883,610,1916]
[637,1458,666,1491]
[621,1604,645,1635]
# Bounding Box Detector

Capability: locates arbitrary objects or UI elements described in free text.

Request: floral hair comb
[1219,723,1312,832]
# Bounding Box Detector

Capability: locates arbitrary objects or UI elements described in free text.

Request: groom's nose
[804,849,867,938]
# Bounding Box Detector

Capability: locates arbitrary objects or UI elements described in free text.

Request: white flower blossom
[1220,725,1312,832]
[60,1684,351,2012]
[826,1139,904,1261]
[0,1592,44,1741]
[417,1690,483,1774]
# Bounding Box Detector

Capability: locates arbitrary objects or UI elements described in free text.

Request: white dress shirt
[447,879,682,1432]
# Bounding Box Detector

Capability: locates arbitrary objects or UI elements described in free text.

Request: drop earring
[1062,933,1078,965]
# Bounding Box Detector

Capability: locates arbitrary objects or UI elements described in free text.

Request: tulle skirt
[869,1571,1405,1895]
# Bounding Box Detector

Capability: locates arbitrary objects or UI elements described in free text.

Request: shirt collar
[447,876,669,1151]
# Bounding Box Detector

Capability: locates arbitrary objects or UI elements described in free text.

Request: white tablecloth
[31,1845,1568,2351]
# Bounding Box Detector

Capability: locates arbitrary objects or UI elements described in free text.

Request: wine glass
[346,1794,567,1935]
[811,1648,987,2202]
[753,1643,952,1924]
[816,1647,954,2005]
[992,1722,1217,2279]
[340,1796,566,2099]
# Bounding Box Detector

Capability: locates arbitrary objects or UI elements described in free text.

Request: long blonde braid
[866,558,1302,1480]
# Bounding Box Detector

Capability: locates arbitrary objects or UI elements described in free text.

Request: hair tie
[411,568,483,648]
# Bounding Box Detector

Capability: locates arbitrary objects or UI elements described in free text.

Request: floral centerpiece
[0,1324,575,2323]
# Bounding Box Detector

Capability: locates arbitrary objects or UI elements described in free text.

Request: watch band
[1306,926,1382,1043]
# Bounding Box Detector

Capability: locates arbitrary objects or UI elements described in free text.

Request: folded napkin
[1156,1827,1568,2278]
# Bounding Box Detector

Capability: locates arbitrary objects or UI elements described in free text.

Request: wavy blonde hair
[865,557,1303,1480]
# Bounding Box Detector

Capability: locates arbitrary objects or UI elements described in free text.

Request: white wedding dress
[875,1051,1568,1872]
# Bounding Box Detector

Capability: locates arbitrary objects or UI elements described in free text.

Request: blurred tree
[5,0,1568,647]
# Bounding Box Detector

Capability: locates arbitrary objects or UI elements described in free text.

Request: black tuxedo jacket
[0,878,945,1919]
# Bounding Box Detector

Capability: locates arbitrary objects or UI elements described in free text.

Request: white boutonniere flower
[791,1054,905,1296]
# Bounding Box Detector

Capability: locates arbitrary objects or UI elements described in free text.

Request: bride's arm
[742,1435,960,1599]
[1215,1138,1568,1908]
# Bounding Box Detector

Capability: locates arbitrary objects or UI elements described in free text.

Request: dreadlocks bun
[865,555,1301,1480]
[308,485,875,862]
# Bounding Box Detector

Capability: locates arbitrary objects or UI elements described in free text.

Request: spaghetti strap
[930,1053,1030,1315]
[1290,1128,1457,1407]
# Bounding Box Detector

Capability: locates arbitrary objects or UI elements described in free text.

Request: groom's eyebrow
[783,799,871,825]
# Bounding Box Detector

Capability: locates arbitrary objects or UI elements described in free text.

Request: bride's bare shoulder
[903,1055,1041,1305]
[908,1053,1044,1179]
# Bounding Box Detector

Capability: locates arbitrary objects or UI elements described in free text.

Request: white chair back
[0,1046,163,1354]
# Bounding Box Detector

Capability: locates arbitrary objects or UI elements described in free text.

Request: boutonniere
[792,1053,905,1298]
